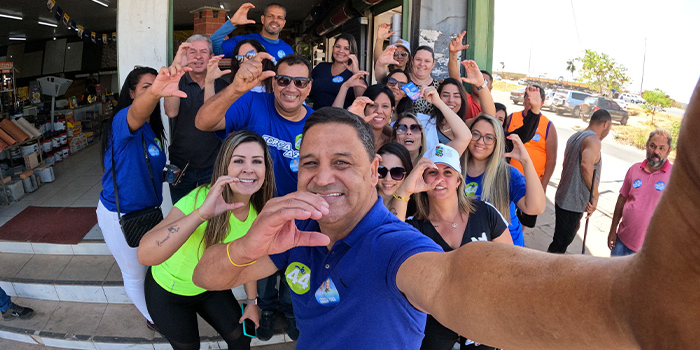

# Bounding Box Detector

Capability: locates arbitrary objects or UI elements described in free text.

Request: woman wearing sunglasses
[392,143,512,350]
[382,69,411,115]
[463,114,546,247]
[392,112,427,166]
[377,142,414,217]
[374,37,413,83]
[230,39,274,93]
[310,33,366,109]
[138,130,274,350]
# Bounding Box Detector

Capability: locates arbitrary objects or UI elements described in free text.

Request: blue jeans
[611,237,636,256]
[169,166,214,205]
[0,287,11,312]
[258,270,294,317]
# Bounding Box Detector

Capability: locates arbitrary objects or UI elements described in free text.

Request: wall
[415,0,469,79]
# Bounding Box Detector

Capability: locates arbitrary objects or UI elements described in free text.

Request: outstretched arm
[448,31,468,81]
[373,23,394,64]
[421,86,471,155]
[541,123,557,194]
[211,3,256,56]
[460,60,495,117]
[374,45,400,83]
[506,134,546,215]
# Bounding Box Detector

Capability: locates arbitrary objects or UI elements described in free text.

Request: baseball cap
[427,144,461,173]
[391,38,411,53]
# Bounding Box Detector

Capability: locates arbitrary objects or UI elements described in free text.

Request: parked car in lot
[619,93,645,104]
[510,88,526,104]
[575,96,629,125]
[543,90,556,111]
[517,79,527,85]
[551,90,591,116]
[493,74,502,80]
[613,98,628,111]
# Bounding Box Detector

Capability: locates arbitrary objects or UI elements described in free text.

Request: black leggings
[144,269,251,350]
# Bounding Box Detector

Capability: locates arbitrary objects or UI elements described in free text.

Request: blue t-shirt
[269,198,442,350]
[217,92,313,196]
[211,22,293,63]
[100,106,166,213]
[309,62,356,109]
[464,165,526,246]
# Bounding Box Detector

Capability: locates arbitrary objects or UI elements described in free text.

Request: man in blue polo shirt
[211,2,293,63]
[195,52,313,341]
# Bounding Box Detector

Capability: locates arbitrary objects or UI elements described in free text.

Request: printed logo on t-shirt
[285,262,311,295]
[262,134,300,161]
[632,179,642,188]
[465,182,479,197]
[147,144,160,157]
[295,134,303,150]
[277,50,286,58]
[532,133,541,142]
[154,138,162,150]
[471,232,488,242]
[332,76,344,83]
[315,277,340,306]
[655,181,665,191]
[290,157,299,173]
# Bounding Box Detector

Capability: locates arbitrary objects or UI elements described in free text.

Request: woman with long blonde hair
[138,130,275,350]
[463,114,546,246]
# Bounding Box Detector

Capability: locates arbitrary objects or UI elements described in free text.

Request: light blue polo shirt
[269,197,443,350]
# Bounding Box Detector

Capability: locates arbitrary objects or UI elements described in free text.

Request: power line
[570,0,582,49]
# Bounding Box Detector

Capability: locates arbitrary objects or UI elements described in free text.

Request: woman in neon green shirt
[138,130,274,350]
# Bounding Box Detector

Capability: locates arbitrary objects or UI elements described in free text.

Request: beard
[647,154,666,168]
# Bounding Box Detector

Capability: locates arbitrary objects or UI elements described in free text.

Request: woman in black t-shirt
[394,143,512,350]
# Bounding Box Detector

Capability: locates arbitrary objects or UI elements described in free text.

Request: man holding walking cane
[548,110,611,254]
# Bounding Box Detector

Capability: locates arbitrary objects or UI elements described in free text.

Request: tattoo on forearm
[156,225,180,246]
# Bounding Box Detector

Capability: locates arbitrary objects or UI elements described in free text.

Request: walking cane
[582,169,597,254]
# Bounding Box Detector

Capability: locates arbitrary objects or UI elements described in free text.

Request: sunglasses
[393,51,409,58]
[378,166,406,181]
[396,123,422,134]
[274,75,312,89]
[387,78,408,89]
[471,130,496,146]
[234,49,257,63]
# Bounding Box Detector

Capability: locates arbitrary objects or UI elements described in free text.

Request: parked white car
[619,93,645,104]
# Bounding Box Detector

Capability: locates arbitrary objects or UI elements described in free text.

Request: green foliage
[641,89,673,116]
[566,59,576,79]
[576,49,630,95]
[670,120,680,150]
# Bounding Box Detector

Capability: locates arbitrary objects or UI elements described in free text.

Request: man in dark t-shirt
[164,35,229,204]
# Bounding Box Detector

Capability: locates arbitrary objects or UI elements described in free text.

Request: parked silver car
[510,88,526,105]
[551,90,592,116]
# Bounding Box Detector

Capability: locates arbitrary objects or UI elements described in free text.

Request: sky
[492,0,700,103]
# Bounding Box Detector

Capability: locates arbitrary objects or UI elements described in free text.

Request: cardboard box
[23,152,39,169]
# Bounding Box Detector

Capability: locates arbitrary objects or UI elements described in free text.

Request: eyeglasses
[378,166,406,181]
[393,51,409,58]
[234,49,257,63]
[471,130,496,146]
[386,78,408,89]
[396,123,422,134]
[274,75,312,89]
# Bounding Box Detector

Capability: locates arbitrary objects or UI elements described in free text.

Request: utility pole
[640,37,647,94]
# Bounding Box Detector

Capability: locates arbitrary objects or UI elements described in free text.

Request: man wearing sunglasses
[196,53,314,340]
[211,2,293,64]
[163,36,229,205]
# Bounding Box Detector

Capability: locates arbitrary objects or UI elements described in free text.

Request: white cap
[391,38,411,53]
[427,144,461,173]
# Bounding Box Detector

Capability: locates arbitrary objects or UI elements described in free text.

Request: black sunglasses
[396,123,422,134]
[393,51,409,58]
[471,130,496,146]
[387,78,408,89]
[378,166,406,181]
[274,75,312,88]
[234,49,257,63]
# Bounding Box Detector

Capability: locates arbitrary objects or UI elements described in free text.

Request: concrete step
[0,298,296,349]
[0,240,110,256]
[0,252,247,303]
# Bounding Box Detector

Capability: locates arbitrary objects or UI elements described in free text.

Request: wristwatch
[475,79,488,91]
[246,298,258,305]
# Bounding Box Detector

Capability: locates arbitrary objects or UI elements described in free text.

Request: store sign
[0,62,13,70]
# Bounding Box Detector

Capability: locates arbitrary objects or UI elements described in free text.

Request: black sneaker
[286,316,299,341]
[2,302,35,320]
[256,310,275,341]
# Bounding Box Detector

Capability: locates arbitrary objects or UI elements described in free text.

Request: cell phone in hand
[401,82,421,101]
[241,303,257,338]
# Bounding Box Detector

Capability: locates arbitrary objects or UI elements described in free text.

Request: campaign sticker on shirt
[290,157,299,173]
[532,133,541,142]
[332,76,344,83]
[465,182,479,197]
[277,50,286,58]
[295,134,303,150]
[285,262,311,295]
[148,144,160,157]
[655,181,665,191]
[632,179,642,188]
[315,277,340,307]
[154,138,162,150]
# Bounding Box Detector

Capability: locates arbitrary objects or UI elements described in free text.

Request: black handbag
[111,134,163,248]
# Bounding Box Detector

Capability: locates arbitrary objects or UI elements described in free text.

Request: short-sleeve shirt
[309,62,355,109]
[407,200,507,251]
[168,72,228,170]
[465,93,482,120]
[464,165,526,246]
[268,198,442,350]
[100,106,166,213]
[617,160,672,251]
[151,185,257,296]
[222,33,293,64]
[217,92,314,196]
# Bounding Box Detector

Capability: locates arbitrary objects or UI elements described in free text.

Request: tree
[576,49,630,95]
[499,61,505,75]
[642,88,673,125]
[566,59,576,80]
